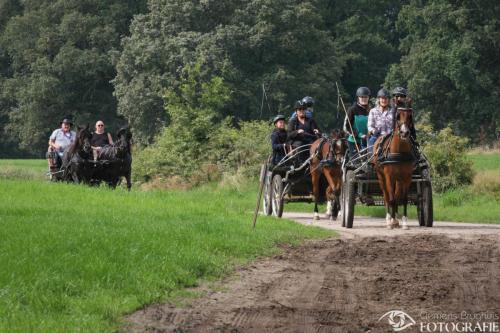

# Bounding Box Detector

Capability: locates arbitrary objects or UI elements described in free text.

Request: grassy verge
[0,179,334,333]
[0,159,48,181]
[289,189,499,223]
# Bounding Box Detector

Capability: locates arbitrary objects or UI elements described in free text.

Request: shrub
[209,120,272,178]
[133,61,273,186]
[422,127,475,192]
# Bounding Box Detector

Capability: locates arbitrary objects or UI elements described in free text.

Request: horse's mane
[67,125,90,156]
[99,126,132,160]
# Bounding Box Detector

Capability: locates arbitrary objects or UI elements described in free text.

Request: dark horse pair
[61,126,132,190]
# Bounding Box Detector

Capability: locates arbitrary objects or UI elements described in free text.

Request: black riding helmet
[294,100,306,110]
[356,86,371,97]
[377,88,390,98]
[301,96,315,107]
[392,86,407,97]
[273,114,286,124]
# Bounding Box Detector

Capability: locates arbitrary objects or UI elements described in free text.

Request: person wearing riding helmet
[290,96,314,120]
[367,88,393,154]
[391,86,421,160]
[271,114,288,165]
[391,86,417,140]
[344,87,370,158]
[287,100,320,148]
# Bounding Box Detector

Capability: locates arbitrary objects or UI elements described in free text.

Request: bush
[209,120,272,179]
[422,127,475,192]
[133,61,273,186]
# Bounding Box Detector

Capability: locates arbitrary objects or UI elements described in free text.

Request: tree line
[0,0,498,157]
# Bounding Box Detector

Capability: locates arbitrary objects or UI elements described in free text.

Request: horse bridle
[327,137,347,165]
[395,108,413,140]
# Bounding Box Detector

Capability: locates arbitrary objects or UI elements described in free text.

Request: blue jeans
[368,135,379,154]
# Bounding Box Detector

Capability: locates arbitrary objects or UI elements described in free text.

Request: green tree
[322,0,408,99]
[0,0,147,153]
[386,0,500,142]
[133,61,230,180]
[114,0,344,144]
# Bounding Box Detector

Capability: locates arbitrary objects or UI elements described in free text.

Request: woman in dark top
[91,120,113,160]
[287,100,320,148]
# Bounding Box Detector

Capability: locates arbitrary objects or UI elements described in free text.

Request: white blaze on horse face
[400,123,410,139]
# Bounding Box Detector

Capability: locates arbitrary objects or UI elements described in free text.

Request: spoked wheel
[262,171,273,216]
[422,181,433,227]
[271,174,284,218]
[341,178,346,227]
[344,170,355,228]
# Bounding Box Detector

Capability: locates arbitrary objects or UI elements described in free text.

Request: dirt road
[125,215,500,333]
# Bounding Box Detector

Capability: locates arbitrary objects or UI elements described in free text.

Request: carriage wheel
[417,182,425,227]
[340,183,346,227]
[344,170,356,228]
[262,171,273,216]
[417,199,425,227]
[271,174,284,218]
[423,182,434,227]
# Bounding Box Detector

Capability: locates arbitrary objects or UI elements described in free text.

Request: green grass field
[0,152,498,332]
[0,175,333,332]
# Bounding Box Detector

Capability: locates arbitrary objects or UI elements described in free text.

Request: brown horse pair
[372,104,416,229]
[309,129,348,220]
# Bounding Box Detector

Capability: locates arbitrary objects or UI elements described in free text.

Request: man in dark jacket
[271,115,288,165]
[287,100,320,149]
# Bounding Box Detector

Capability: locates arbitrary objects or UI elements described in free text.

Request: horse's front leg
[323,168,339,221]
[400,181,411,230]
[401,199,409,230]
[311,167,321,221]
[126,169,132,191]
[376,168,392,229]
[386,173,399,228]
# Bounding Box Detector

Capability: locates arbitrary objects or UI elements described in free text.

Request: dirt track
[125,215,500,333]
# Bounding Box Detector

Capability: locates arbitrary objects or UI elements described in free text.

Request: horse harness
[376,107,417,165]
[315,137,345,168]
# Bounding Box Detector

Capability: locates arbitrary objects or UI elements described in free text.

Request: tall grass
[0,179,333,332]
[0,159,47,180]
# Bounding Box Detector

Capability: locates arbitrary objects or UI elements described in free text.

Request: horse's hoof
[402,225,409,230]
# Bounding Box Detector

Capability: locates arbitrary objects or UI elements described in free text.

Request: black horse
[93,127,132,190]
[61,125,93,183]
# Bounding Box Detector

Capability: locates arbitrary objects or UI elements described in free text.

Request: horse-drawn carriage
[260,123,433,229]
[340,149,433,228]
[46,126,132,189]
[261,131,346,219]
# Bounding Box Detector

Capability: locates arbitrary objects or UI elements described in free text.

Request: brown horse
[310,129,348,220]
[372,104,416,229]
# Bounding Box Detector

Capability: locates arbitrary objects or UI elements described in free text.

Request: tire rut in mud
[125,234,500,333]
